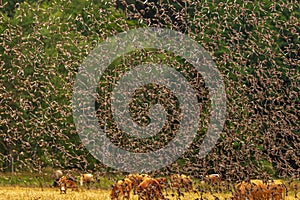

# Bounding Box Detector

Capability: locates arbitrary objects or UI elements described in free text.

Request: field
[0,172,300,200]
[0,186,225,200]
[0,186,299,200]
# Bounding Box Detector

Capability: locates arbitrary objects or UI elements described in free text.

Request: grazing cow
[126,174,150,194]
[170,174,193,193]
[80,173,94,187]
[110,178,133,200]
[267,180,287,200]
[233,181,261,200]
[155,177,168,190]
[204,174,222,185]
[59,182,67,194]
[52,170,64,187]
[53,178,61,187]
[136,177,165,200]
[248,179,285,200]
[232,181,250,200]
[250,179,265,186]
[52,169,63,179]
[58,176,78,193]
[233,180,286,200]
[53,175,76,188]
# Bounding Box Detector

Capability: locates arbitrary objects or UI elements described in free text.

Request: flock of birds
[51,169,297,200]
[0,0,298,186]
[1,2,298,200]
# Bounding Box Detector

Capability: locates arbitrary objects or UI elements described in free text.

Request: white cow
[80,173,94,186]
[52,169,63,179]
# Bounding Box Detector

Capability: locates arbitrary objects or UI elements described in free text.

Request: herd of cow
[110,173,193,200]
[52,170,95,194]
[110,174,288,200]
[51,170,291,200]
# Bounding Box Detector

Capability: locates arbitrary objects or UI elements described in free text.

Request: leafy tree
[0,0,139,172]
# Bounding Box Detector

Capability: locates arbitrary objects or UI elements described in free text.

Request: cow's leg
[125,190,130,200]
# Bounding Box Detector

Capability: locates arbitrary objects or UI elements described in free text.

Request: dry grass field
[0,186,299,200]
[1,172,299,200]
[0,186,227,200]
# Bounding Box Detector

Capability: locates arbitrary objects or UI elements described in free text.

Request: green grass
[0,171,116,189]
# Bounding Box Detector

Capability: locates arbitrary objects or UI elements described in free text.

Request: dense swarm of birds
[0,0,299,186]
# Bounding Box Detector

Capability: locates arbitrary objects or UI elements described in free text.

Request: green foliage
[0,0,26,17]
[0,0,299,181]
[0,0,139,172]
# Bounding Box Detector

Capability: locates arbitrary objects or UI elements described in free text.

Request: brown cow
[126,174,150,194]
[204,174,222,185]
[233,180,286,200]
[267,180,287,200]
[155,177,168,190]
[248,179,286,200]
[170,174,193,193]
[136,177,165,200]
[232,181,264,200]
[232,181,254,200]
[58,176,78,193]
[249,183,269,200]
[250,179,264,186]
[110,178,133,200]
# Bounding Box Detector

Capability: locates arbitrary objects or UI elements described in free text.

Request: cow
[52,169,63,179]
[136,177,165,200]
[126,174,150,194]
[53,175,76,188]
[248,179,286,200]
[57,176,78,193]
[59,182,67,194]
[203,174,223,192]
[232,181,266,200]
[80,173,95,187]
[267,180,287,200]
[250,179,265,186]
[204,174,222,185]
[52,169,64,187]
[110,178,133,200]
[155,177,168,190]
[232,181,253,200]
[52,178,61,188]
[170,174,193,193]
[232,180,286,200]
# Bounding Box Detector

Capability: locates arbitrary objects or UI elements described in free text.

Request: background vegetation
[0,0,299,182]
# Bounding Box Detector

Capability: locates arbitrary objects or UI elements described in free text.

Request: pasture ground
[0,186,299,200]
[1,171,300,200]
